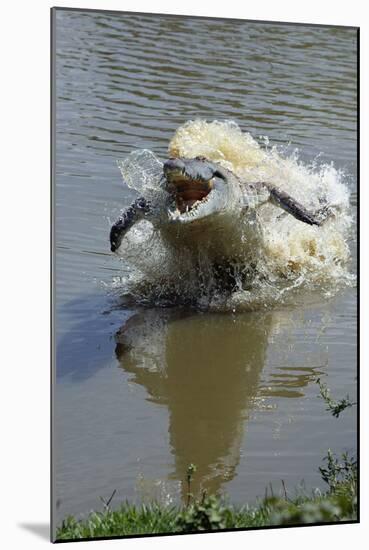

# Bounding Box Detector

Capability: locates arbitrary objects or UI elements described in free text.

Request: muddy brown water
[53,9,357,524]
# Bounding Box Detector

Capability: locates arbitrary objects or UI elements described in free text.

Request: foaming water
[111,120,354,310]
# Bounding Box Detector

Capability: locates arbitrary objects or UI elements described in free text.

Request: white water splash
[111,120,355,311]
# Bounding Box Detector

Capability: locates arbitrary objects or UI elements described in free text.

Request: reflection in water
[115,308,330,501]
[115,309,272,498]
[54,298,354,522]
[259,365,326,399]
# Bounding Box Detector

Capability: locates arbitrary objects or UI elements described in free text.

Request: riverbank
[56,464,357,541]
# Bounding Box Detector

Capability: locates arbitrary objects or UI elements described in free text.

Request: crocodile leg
[266,185,322,226]
[110,197,151,252]
[248,181,339,226]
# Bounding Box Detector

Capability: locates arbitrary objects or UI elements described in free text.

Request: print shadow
[18,523,49,541]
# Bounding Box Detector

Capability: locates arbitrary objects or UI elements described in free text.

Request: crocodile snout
[163,158,185,174]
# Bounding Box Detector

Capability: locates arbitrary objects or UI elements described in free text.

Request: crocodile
[110,156,331,266]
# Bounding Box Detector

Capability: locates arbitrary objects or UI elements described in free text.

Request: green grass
[56,474,357,541]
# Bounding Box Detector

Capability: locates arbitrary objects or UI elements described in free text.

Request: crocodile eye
[213,170,227,181]
[195,155,207,161]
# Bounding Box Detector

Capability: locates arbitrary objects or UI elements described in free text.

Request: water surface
[53,9,357,525]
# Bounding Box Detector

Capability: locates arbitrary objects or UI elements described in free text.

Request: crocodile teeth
[168,208,181,220]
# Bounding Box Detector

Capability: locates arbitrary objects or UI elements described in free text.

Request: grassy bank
[56,457,357,540]
[56,381,357,541]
